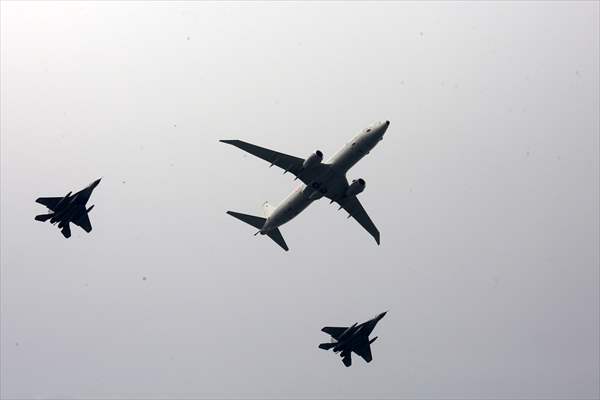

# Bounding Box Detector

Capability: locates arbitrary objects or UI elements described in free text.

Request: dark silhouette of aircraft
[35,178,101,238]
[319,311,387,367]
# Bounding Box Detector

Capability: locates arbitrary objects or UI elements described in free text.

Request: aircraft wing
[337,195,380,245]
[72,211,92,233]
[36,197,62,211]
[220,140,328,186]
[353,339,373,363]
[322,326,348,339]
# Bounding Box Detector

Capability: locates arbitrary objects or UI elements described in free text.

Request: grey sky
[1,1,598,399]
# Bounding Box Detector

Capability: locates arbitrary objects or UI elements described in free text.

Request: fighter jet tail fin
[319,342,336,350]
[35,213,53,222]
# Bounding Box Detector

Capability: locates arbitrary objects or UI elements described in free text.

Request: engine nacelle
[302,150,323,169]
[346,178,366,197]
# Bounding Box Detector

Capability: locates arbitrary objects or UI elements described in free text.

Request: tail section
[61,223,71,238]
[266,228,289,251]
[341,351,352,367]
[319,342,336,350]
[226,211,266,229]
[262,201,275,218]
[226,210,289,251]
[35,213,53,222]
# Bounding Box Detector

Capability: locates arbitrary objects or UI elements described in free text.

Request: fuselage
[332,311,387,353]
[50,179,100,226]
[261,121,389,234]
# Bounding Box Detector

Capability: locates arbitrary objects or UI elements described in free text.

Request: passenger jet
[221,120,389,251]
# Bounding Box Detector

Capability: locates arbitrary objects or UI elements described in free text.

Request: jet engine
[302,150,323,169]
[346,178,366,197]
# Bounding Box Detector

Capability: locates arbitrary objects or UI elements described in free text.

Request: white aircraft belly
[269,186,314,228]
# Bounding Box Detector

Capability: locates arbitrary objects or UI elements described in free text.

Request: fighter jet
[319,311,387,367]
[34,178,101,238]
[221,121,389,251]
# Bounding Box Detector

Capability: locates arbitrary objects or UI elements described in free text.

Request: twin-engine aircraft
[221,120,389,251]
[319,311,387,367]
[35,178,101,238]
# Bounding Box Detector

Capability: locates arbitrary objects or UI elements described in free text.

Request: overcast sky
[1,2,599,399]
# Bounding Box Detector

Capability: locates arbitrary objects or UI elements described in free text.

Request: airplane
[221,120,390,251]
[34,178,101,238]
[319,311,387,367]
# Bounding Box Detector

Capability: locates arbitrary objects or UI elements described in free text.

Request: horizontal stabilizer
[318,342,336,350]
[226,210,289,251]
[342,354,352,367]
[267,228,289,251]
[61,223,71,238]
[226,211,266,230]
[35,214,53,222]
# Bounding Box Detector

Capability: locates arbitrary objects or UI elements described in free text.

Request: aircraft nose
[378,311,388,319]
[91,178,102,188]
[376,121,389,139]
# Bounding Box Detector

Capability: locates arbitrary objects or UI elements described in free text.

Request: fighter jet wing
[353,339,373,363]
[36,197,62,211]
[337,195,380,245]
[72,211,92,233]
[220,140,328,186]
[322,326,348,339]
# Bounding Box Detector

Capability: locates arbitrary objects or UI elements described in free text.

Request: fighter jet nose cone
[385,120,390,126]
[91,178,102,188]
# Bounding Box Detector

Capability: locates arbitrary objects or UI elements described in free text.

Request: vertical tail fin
[35,214,53,222]
[262,201,275,218]
[319,342,336,350]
